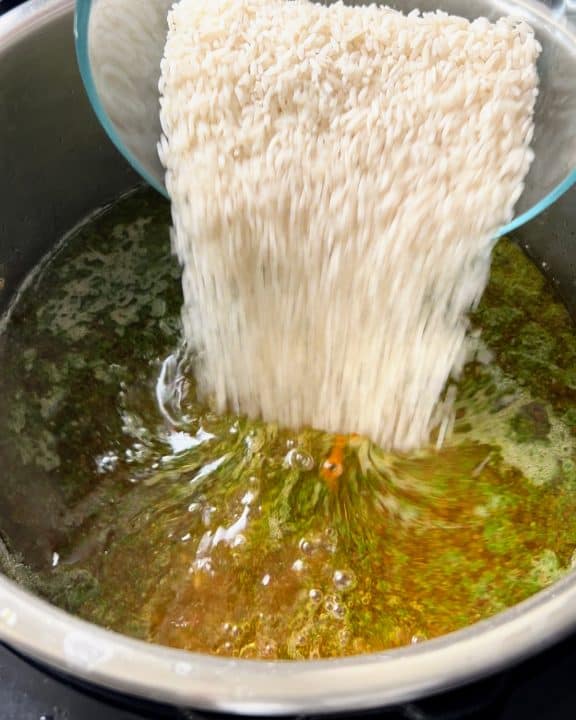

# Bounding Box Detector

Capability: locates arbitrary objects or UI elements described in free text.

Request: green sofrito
[0,187,575,659]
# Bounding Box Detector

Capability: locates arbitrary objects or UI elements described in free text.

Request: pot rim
[3,559,576,714]
[2,0,576,715]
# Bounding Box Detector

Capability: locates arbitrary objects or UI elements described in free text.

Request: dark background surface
[0,0,22,13]
[3,632,576,720]
[2,0,576,718]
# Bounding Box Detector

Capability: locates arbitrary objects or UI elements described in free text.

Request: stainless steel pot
[1,0,576,715]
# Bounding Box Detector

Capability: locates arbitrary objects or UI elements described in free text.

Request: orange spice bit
[321,434,348,490]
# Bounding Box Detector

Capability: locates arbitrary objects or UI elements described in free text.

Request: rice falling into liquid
[158,0,540,450]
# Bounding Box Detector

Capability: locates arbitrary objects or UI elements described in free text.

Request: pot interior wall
[0,5,138,315]
[514,191,576,318]
[0,3,138,565]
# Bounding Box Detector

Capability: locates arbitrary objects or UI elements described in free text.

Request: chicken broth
[1,187,575,659]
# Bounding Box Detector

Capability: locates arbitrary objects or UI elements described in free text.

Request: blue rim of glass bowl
[74,0,168,198]
[74,0,576,235]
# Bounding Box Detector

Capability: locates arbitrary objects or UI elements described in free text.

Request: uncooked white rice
[158,0,540,450]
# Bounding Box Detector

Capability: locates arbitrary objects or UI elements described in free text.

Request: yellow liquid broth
[1,188,576,660]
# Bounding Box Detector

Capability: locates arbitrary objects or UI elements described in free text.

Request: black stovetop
[3,631,576,720]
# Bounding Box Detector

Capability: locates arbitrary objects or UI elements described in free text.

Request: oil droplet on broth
[1,187,576,661]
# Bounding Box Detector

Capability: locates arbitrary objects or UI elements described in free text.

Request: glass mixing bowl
[75,0,576,236]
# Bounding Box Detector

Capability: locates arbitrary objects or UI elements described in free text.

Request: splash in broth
[0,187,576,659]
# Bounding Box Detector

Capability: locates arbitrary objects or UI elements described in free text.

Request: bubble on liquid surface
[324,595,346,619]
[284,448,314,471]
[333,569,356,591]
[308,588,323,603]
[222,622,240,637]
[338,628,352,647]
[292,558,305,572]
[299,538,313,555]
[217,640,233,655]
[259,639,278,658]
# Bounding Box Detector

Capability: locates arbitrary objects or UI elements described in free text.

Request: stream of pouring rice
[158,0,540,450]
